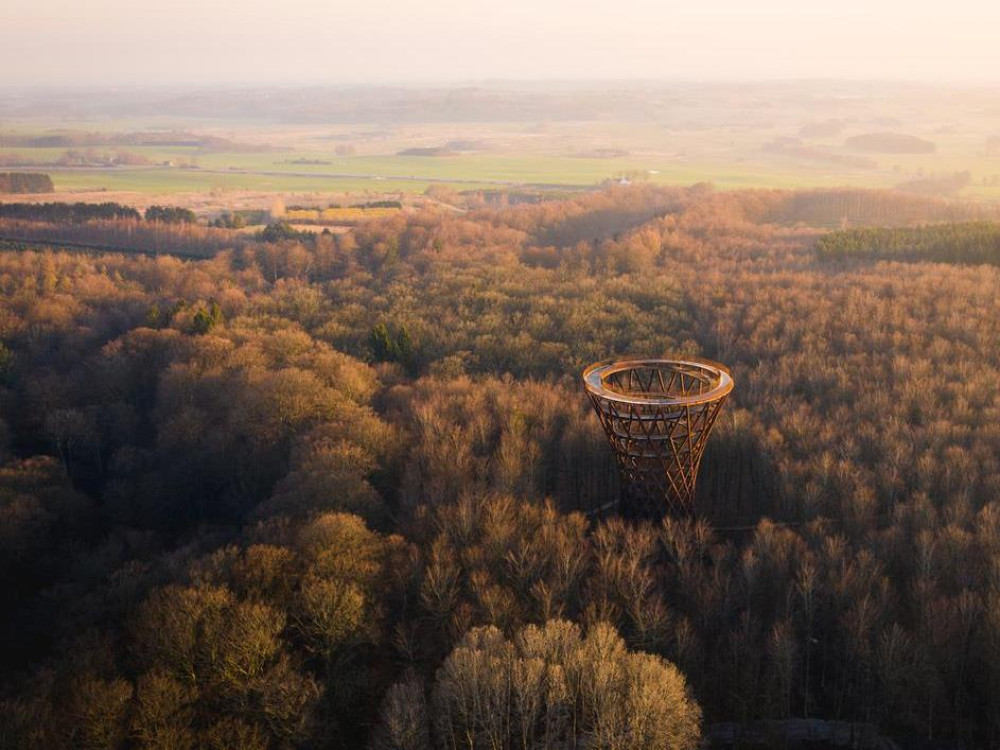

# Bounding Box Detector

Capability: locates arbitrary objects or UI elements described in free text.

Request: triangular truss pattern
[583,359,733,520]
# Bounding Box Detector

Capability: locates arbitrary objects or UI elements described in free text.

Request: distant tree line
[259,220,315,243]
[0,217,242,258]
[844,132,937,155]
[817,221,1000,265]
[733,187,997,227]
[354,200,403,209]
[0,201,140,223]
[0,202,202,225]
[144,205,196,224]
[286,201,403,211]
[0,130,268,150]
[210,209,264,228]
[0,149,151,168]
[0,172,54,194]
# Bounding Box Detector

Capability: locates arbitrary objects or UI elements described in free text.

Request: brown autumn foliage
[0,184,999,748]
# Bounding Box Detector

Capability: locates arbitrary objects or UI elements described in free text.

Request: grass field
[35,159,886,195]
[19,142,1000,201]
[30,150,906,195]
[40,167,502,195]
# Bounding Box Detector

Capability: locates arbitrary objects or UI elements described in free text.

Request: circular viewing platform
[583,358,733,407]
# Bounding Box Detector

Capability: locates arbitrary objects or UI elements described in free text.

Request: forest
[817,222,1000,265]
[1,184,999,749]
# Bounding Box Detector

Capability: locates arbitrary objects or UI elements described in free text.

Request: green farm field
[16,144,1000,203]
[33,155,896,196]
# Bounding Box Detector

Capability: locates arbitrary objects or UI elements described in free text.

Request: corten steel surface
[584,358,733,519]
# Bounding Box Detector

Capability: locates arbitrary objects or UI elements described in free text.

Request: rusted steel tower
[584,358,733,519]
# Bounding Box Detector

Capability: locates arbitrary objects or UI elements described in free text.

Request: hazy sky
[3,0,999,87]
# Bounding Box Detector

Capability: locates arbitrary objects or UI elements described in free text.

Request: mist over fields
[4,81,1000,201]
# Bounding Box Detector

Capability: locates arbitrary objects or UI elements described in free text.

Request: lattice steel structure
[584,358,734,519]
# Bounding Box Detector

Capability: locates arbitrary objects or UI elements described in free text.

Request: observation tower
[583,358,733,519]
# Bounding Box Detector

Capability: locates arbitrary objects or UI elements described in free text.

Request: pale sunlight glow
[2,0,998,86]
